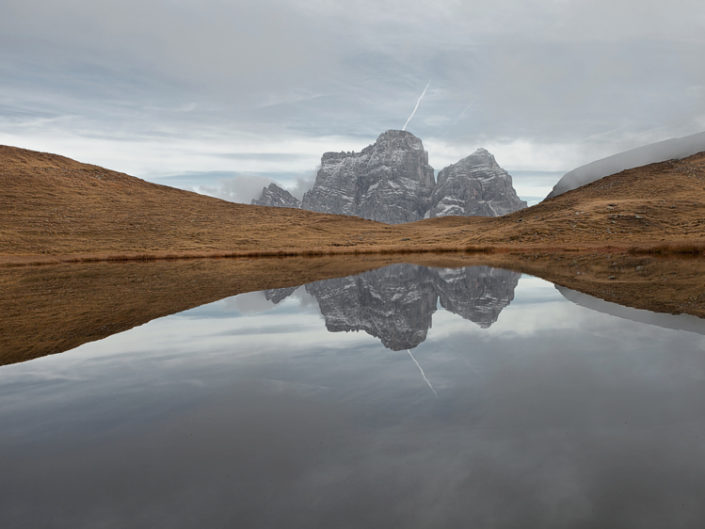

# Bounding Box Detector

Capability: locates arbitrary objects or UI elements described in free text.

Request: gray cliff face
[299,131,524,223]
[251,183,301,208]
[430,148,526,217]
[301,130,435,224]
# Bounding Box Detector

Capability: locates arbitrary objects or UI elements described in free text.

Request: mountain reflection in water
[266,264,520,350]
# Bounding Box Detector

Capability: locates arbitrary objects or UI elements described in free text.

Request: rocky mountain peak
[251,183,301,209]
[372,129,424,151]
[448,148,500,176]
[301,129,435,224]
[291,130,525,223]
[471,147,491,157]
[430,147,526,217]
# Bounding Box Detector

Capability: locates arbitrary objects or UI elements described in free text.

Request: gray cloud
[1,0,704,195]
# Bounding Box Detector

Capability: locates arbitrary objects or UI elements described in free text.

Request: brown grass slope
[472,152,705,249]
[2,145,705,262]
[0,145,394,260]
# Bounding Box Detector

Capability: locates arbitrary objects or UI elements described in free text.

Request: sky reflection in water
[2,265,705,528]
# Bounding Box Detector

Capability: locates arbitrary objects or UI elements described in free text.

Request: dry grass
[2,145,705,264]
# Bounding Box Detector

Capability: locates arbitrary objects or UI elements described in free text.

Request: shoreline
[2,240,705,267]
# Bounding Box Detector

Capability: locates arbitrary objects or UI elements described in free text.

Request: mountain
[430,148,526,217]
[302,130,435,224]
[301,130,525,223]
[251,183,300,208]
[547,130,705,199]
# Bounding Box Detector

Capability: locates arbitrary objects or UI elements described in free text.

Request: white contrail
[401,80,431,131]
[407,349,438,398]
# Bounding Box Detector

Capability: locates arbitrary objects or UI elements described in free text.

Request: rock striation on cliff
[429,149,527,217]
[251,183,301,208]
[301,130,436,224]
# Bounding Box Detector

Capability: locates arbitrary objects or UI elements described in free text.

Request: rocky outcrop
[251,183,300,208]
[429,149,526,217]
[301,130,435,224]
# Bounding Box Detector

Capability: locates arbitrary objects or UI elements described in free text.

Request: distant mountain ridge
[251,183,300,208]
[253,130,525,223]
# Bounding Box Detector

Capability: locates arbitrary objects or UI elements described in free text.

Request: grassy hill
[2,144,705,263]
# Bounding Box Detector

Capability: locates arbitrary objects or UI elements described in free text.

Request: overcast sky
[2,0,704,203]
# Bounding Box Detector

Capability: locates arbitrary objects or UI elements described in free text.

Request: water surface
[2,264,705,528]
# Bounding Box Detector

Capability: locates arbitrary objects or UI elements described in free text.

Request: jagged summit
[372,129,425,149]
[451,148,503,172]
[251,183,300,209]
[450,148,501,173]
[470,147,491,156]
[302,129,435,224]
[429,148,526,217]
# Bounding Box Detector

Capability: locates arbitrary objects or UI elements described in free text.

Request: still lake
[3,263,705,528]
